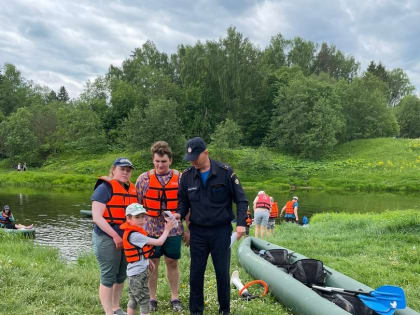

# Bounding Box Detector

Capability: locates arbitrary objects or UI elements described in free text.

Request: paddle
[312,285,406,315]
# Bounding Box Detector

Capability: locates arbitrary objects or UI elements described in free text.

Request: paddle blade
[372,286,406,309]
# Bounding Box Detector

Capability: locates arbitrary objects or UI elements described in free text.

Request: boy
[120,203,176,315]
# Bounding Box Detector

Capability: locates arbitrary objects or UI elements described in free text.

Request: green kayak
[80,210,92,217]
[1,227,35,237]
[238,237,418,315]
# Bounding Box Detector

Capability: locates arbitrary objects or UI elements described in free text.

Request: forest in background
[1,27,419,166]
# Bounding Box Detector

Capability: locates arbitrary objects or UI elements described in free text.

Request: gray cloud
[0,0,419,98]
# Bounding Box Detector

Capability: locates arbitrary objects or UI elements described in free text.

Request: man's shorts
[128,269,150,313]
[267,218,276,230]
[150,235,182,259]
[254,209,269,227]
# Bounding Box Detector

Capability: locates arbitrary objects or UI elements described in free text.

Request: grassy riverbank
[1,138,420,192]
[1,210,419,314]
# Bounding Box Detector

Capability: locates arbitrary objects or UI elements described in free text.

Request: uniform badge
[188,147,192,153]
[235,178,240,184]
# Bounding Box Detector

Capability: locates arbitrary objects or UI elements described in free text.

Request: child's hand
[164,218,176,231]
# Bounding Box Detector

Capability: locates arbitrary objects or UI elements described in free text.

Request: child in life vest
[245,206,253,236]
[120,203,176,315]
[0,205,33,230]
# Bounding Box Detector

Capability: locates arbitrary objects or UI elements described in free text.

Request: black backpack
[260,249,292,267]
[286,259,328,286]
[314,290,375,315]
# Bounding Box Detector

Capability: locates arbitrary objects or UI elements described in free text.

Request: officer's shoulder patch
[182,166,193,173]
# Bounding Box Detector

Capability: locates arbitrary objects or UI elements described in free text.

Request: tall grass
[1,210,419,314]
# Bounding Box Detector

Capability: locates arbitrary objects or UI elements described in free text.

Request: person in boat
[91,157,138,315]
[253,191,272,238]
[0,205,33,230]
[135,141,185,312]
[267,196,278,235]
[120,203,176,315]
[280,196,299,223]
[176,137,248,315]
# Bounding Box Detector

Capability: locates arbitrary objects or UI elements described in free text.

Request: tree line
[0,27,419,165]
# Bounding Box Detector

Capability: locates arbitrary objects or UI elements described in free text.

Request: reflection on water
[1,187,419,262]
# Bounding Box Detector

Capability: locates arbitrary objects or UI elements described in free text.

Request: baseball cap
[113,157,134,169]
[3,205,10,211]
[293,196,298,200]
[184,137,207,161]
[125,203,146,216]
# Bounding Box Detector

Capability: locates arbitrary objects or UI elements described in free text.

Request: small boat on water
[1,228,35,237]
[80,210,92,217]
[238,237,418,315]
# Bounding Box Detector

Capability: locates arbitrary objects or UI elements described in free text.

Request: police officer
[176,137,248,315]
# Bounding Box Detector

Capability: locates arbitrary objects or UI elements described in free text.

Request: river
[1,187,419,261]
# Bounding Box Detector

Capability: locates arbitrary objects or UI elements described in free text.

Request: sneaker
[170,299,183,312]
[113,309,127,315]
[149,299,158,312]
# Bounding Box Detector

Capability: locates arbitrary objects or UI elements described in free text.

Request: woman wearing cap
[0,205,33,230]
[280,196,299,223]
[91,157,138,315]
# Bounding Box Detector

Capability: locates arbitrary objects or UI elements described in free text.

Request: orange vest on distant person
[121,222,155,262]
[143,170,179,217]
[246,210,252,227]
[256,193,271,210]
[270,202,279,218]
[285,200,296,214]
[95,177,138,225]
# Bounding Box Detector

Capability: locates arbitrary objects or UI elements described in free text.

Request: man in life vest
[280,196,299,223]
[135,141,184,312]
[267,197,278,235]
[253,191,272,238]
[120,203,176,315]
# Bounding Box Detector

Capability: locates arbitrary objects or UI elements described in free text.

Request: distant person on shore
[267,196,278,235]
[245,206,252,236]
[135,141,185,312]
[91,157,138,315]
[0,205,33,230]
[280,196,299,223]
[120,203,176,315]
[17,163,21,171]
[23,162,27,171]
[253,191,271,238]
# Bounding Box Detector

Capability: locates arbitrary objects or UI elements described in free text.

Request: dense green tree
[287,37,317,76]
[266,67,344,158]
[122,99,186,158]
[57,86,70,102]
[210,118,243,149]
[395,95,420,138]
[338,74,399,141]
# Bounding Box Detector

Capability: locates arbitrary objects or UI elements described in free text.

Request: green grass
[1,210,419,314]
[2,138,420,192]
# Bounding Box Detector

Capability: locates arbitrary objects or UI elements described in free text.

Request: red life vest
[285,200,296,214]
[256,193,271,210]
[95,176,138,225]
[270,202,279,218]
[143,170,179,217]
[0,212,12,225]
[121,222,155,262]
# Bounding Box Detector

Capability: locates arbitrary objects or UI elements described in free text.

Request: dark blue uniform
[178,159,248,314]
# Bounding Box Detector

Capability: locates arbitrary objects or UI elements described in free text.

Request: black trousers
[189,224,232,314]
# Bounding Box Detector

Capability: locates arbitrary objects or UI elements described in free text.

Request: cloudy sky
[1,0,419,98]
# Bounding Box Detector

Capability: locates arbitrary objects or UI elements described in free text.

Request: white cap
[293,196,298,200]
[258,191,265,195]
[126,203,146,216]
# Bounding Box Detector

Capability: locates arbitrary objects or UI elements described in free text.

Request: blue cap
[113,157,134,169]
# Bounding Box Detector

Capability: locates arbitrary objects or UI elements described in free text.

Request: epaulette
[182,166,193,174]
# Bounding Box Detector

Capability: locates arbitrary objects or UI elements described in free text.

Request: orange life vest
[143,170,179,217]
[121,222,155,262]
[246,210,252,227]
[270,202,279,218]
[95,176,138,225]
[285,200,296,214]
[256,193,271,210]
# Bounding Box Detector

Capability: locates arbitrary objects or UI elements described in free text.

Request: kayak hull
[1,228,35,237]
[238,237,418,315]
